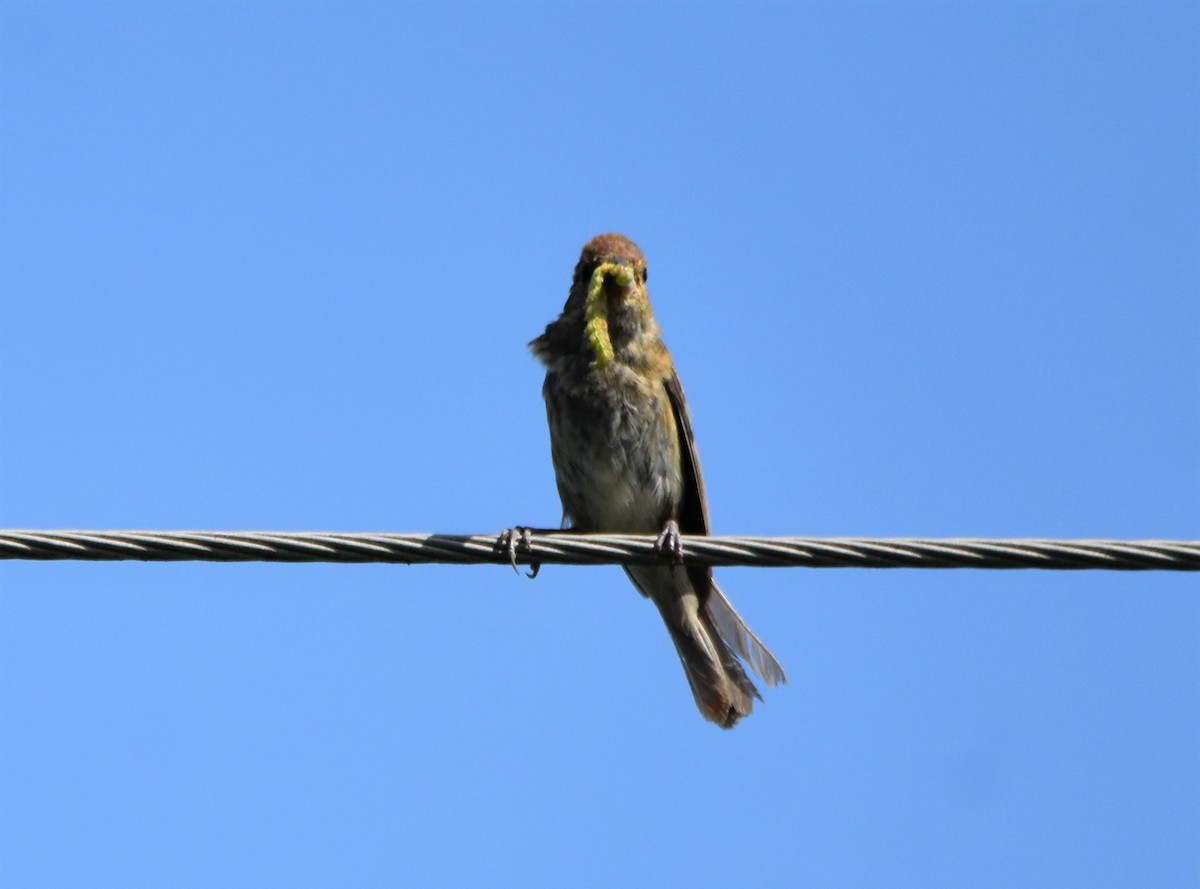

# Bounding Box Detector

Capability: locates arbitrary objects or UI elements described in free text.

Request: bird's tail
[625,565,786,729]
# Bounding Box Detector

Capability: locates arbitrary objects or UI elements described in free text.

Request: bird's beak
[607,264,637,301]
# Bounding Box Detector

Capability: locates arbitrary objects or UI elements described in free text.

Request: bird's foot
[497,527,540,579]
[655,520,684,564]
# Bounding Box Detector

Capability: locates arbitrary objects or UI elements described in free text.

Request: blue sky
[1,2,1197,886]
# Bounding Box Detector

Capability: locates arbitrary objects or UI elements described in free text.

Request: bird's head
[565,233,655,369]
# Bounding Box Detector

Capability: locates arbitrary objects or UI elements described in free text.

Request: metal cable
[0,530,1197,570]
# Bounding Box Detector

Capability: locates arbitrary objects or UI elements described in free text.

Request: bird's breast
[545,365,684,533]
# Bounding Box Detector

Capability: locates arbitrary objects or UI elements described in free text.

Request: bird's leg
[655,519,685,564]
[496,527,545,578]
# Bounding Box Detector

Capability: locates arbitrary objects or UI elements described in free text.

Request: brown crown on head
[579,233,644,266]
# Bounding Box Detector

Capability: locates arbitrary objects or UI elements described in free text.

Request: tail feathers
[626,565,781,729]
[706,582,788,688]
[661,603,759,728]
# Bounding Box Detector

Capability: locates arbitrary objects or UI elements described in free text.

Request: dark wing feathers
[663,369,710,537]
[663,369,717,603]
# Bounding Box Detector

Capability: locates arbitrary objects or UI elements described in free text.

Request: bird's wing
[663,368,715,597]
[663,368,711,537]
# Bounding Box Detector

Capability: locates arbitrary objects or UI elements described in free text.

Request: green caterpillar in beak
[584,261,635,370]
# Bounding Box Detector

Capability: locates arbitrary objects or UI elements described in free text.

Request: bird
[529,233,785,728]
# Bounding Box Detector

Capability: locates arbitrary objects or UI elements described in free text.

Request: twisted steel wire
[0,530,1197,570]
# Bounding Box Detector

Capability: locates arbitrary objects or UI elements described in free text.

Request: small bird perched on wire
[529,233,786,728]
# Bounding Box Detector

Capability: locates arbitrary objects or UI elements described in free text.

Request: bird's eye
[641,266,648,283]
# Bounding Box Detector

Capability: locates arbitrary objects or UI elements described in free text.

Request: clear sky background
[1,2,1197,887]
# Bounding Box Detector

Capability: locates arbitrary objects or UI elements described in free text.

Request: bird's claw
[497,527,540,579]
[655,520,684,564]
